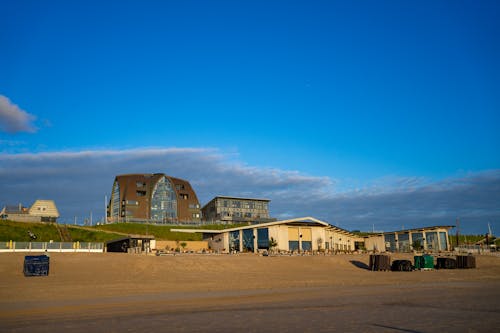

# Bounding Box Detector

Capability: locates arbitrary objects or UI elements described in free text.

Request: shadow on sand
[350,260,370,270]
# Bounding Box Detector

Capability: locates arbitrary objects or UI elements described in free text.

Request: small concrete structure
[106,235,155,253]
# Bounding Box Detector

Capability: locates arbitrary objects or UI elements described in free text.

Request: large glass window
[242,229,254,252]
[301,241,312,251]
[151,176,177,221]
[111,181,120,218]
[257,228,269,249]
[411,232,424,250]
[439,232,448,251]
[384,234,396,252]
[398,233,410,252]
[289,241,299,251]
[426,232,438,250]
[229,231,240,252]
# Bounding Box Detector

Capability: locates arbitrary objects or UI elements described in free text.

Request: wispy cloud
[0,95,37,133]
[0,147,498,233]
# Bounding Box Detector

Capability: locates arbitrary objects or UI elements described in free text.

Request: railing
[0,241,104,253]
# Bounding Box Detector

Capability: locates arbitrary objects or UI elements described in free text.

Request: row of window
[220,211,254,218]
[220,200,268,210]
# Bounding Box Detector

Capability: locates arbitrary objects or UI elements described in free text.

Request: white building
[172,217,357,253]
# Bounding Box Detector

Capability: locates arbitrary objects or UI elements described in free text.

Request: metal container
[369,254,391,271]
[24,255,50,277]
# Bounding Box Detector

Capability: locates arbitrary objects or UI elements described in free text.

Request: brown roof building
[108,174,201,223]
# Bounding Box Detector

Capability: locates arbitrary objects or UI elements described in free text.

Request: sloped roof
[171,217,356,237]
[29,200,60,218]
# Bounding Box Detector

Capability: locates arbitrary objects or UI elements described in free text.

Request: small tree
[412,240,422,251]
[180,242,187,252]
[317,237,323,252]
[268,237,278,254]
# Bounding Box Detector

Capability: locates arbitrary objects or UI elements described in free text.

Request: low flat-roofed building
[364,225,454,252]
[201,196,271,223]
[172,217,357,253]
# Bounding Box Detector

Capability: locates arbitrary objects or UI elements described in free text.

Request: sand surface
[1,252,499,332]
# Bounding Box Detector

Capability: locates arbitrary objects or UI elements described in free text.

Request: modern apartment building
[108,173,201,223]
[201,196,271,223]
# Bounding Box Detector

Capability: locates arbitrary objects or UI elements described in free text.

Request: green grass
[66,226,123,242]
[0,220,247,242]
[95,222,248,241]
[95,223,245,241]
[0,220,123,242]
[0,220,61,242]
[448,234,489,245]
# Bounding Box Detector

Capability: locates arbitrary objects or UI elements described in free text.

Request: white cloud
[0,95,37,133]
[0,147,498,234]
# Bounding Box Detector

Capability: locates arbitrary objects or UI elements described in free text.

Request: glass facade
[242,229,254,252]
[302,241,312,251]
[151,176,177,221]
[111,181,120,218]
[229,230,240,252]
[411,232,424,250]
[384,234,396,252]
[257,228,269,249]
[398,233,410,252]
[289,241,299,251]
[426,232,438,250]
[439,232,448,251]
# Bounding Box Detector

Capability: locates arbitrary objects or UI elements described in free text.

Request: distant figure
[28,230,37,240]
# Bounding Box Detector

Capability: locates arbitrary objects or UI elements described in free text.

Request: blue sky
[1,1,499,234]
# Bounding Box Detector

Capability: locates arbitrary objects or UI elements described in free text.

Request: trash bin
[423,254,434,269]
[24,255,50,277]
[369,254,391,271]
[414,254,433,270]
[391,260,413,271]
[436,257,457,269]
[414,256,424,269]
[456,255,476,269]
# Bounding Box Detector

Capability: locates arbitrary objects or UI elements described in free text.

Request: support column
[253,229,258,253]
[239,230,243,252]
[422,232,427,251]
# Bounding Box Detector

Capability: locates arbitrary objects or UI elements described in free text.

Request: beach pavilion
[172,217,358,254]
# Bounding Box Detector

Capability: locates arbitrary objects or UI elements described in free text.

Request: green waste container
[414,255,434,270]
[414,256,424,269]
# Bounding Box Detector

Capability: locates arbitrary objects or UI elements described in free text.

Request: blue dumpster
[24,255,50,276]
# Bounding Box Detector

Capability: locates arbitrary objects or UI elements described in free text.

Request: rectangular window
[232,200,241,208]
[180,194,188,200]
[223,200,228,208]
[257,228,269,249]
[136,190,147,197]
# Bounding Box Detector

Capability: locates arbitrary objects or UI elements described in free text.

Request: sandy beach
[1,252,499,332]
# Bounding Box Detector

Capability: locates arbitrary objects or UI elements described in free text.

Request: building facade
[173,217,357,253]
[0,200,60,223]
[363,226,454,252]
[201,196,271,223]
[108,173,201,223]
